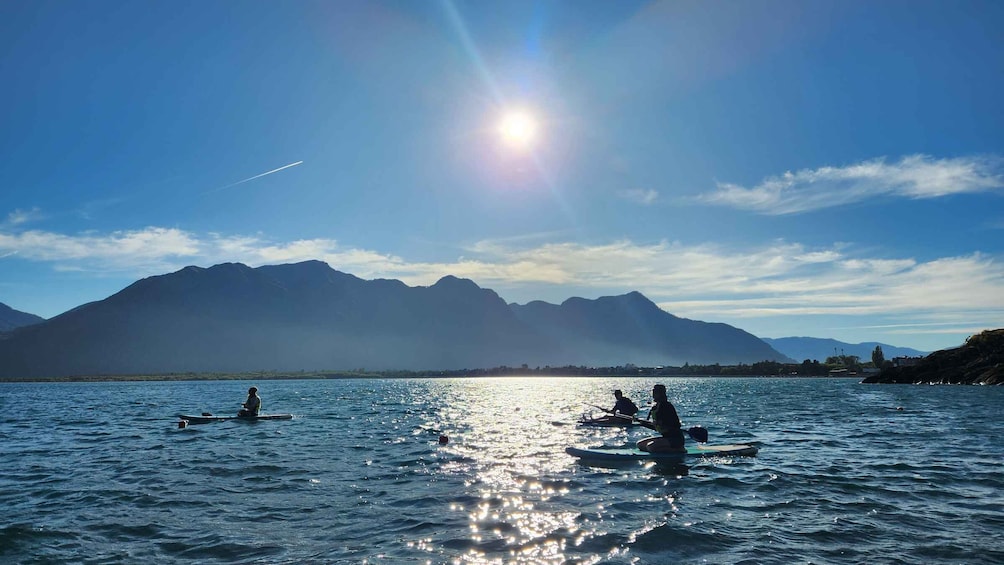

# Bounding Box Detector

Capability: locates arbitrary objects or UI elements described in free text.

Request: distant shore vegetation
[0,359,872,383]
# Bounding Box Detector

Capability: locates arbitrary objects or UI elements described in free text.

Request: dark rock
[861,329,1004,385]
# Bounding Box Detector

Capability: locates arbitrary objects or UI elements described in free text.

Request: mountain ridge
[0,302,45,332]
[0,260,788,378]
[761,336,928,363]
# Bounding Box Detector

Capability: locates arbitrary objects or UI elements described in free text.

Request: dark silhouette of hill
[761,337,927,363]
[0,261,788,378]
[0,302,45,332]
[862,329,1003,385]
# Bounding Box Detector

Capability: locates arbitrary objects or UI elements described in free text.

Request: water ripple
[1,378,1002,564]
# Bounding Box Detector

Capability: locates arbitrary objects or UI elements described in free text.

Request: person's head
[248,386,258,395]
[652,384,667,402]
[614,389,624,399]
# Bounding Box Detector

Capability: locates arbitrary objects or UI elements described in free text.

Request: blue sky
[1,0,1003,352]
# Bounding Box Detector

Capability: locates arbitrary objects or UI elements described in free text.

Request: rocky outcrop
[862,329,1004,385]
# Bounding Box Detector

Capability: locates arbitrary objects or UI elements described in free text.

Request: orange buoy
[178,419,189,429]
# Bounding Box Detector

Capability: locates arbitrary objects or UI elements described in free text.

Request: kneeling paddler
[637,384,686,453]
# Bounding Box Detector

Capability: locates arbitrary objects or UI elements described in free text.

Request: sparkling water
[1,377,1001,564]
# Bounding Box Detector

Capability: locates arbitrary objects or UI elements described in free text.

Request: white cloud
[617,188,659,205]
[695,154,1004,214]
[1,224,1002,345]
[0,227,200,271]
[649,252,1004,343]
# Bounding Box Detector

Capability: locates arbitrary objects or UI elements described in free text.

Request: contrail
[207,160,303,193]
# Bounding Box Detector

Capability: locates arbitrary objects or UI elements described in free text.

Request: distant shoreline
[0,372,864,383]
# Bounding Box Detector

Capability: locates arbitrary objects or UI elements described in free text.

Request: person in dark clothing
[611,389,639,417]
[238,386,261,417]
[637,384,686,452]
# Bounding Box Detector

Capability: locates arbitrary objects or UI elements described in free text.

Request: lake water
[1,377,1002,564]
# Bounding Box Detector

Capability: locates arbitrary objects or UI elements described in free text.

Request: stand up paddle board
[566,442,758,462]
[178,413,293,424]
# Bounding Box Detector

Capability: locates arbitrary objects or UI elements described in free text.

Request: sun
[497,110,538,150]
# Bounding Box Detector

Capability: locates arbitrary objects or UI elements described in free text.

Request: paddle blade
[687,426,709,443]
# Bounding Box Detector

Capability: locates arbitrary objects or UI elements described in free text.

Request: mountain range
[760,337,928,363]
[0,261,789,378]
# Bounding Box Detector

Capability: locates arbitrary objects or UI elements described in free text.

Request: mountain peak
[619,290,656,306]
[561,290,658,309]
[206,262,254,274]
[432,275,480,290]
[273,259,331,271]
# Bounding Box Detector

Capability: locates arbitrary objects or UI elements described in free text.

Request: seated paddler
[611,389,639,417]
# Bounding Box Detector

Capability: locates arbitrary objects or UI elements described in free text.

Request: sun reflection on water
[409,378,628,564]
[394,377,726,564]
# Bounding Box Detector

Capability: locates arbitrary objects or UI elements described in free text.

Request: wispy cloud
[4,207,44,227]
[695,154,1004,215]
[618,188,659,205]
[206,160,304,194]
[2,225,1002,344]
[0,227,201,273]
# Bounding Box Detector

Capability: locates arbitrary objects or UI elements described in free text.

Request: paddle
[631,417,709,443]
[588,404,641,419]
[687,426,709,443]
[582,403,708,442]
[587,403,613,414]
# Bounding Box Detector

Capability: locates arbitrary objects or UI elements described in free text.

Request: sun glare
[497,110,538,150]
